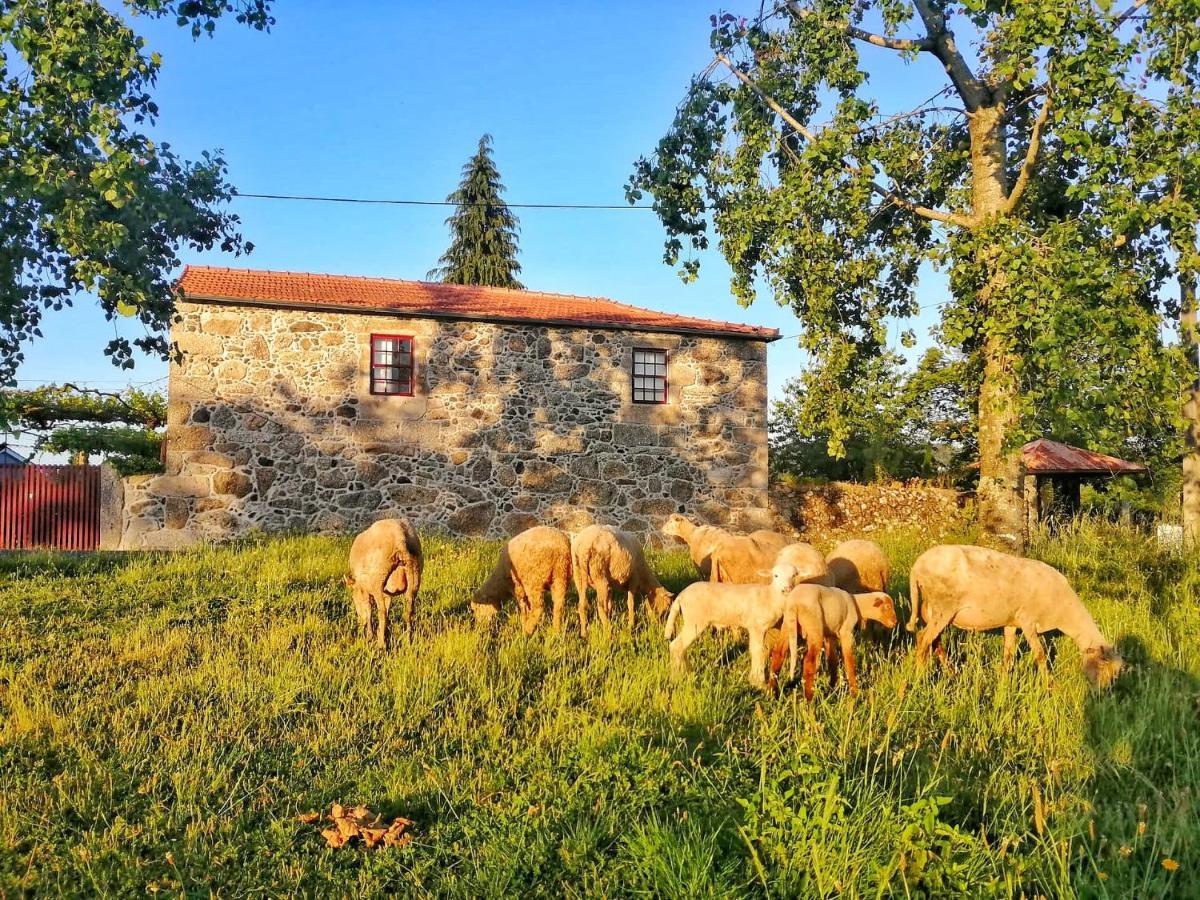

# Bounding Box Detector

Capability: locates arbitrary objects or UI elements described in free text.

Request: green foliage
[771,345,977,483]
[428,134,524,289]
[40,424,161,473]
[0,0,274,382]
[0,383,165,471]
[0,525,1196,895]
[629,0,1200,470]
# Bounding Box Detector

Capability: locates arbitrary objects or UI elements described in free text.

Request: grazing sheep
[775,541,832,586]
[571,525,673,636]
[907,544,1123,688]
[661,513,727,580]
[343,517,423,647]
[472,526,572,634]
[826,539,890,593]
[709,530,793,584]
[663,561,804,687]
[781,585,898,700]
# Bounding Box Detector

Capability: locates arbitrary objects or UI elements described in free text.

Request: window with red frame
[632,347,668,404]
[369,334,415,396]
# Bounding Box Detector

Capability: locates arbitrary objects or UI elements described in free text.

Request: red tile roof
[178,266,780,341]
[1021,439,1147,475]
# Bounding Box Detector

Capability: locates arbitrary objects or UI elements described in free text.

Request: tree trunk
[1183,276,1199,548]
[969,103,1027,551]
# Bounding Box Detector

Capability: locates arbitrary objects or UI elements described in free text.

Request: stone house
[121,266,779,549]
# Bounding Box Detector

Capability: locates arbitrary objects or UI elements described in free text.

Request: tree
[429,134,524,289]
[0,0,275,384]
[629,1,1198,549]
[0,383,166,474]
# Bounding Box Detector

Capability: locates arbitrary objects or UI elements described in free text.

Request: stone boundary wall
[120,303,773,549]
[770,481,973,539]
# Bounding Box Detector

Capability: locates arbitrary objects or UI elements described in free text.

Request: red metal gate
[0,465,101,551]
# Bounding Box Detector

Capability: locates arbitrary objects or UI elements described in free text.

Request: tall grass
[0,523,1196,897]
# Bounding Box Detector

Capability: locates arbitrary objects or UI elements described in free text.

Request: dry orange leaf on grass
[298,803,415,850]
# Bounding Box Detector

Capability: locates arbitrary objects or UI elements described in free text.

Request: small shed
[1022,438,1147,526]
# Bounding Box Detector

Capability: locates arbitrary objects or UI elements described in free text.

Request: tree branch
[784,2,933,52]
[716,54,975,228]
[1112,0,1150,27]
[911,0,989,111]
[1003,90,1052,215]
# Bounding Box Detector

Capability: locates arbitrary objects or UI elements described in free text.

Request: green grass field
[1,523,1197,897]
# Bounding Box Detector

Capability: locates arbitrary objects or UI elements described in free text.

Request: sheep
[781,584,899,700]
[906,544,1123,688]
[343,517,423,647]
[709,530,794,584]
[471,526,572,634]
[571,525,673,637]
[762,541,832,680]
[661,513,728,580]
[826,539,890,593]
[663,561,805,687]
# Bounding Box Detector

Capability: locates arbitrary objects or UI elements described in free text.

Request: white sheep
[709,530,794,584]
[907,544,1123,687]
[663,561,804,687]
[571,525,673,636]
[781,584,898,699]
[343,517,424,647]
[471,525,572,634]
[661,513,727,580]
[826,539,890,593]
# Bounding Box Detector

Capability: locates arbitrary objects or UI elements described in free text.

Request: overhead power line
[234,191,652,211]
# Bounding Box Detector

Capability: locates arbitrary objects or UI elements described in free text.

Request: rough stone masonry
[121,294,776,549]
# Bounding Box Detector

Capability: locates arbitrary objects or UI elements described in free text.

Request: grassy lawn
[0,524,1197,897]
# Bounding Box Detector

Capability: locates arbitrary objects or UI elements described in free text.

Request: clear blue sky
[12,0,950,444]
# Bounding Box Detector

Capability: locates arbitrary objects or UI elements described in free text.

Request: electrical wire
[233,191,651,211]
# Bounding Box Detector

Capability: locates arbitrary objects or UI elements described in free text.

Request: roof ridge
[178,266,780,339]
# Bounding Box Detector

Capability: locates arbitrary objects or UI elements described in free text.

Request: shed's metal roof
[1022,438,1147,476]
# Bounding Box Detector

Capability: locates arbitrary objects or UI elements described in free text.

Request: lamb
[763,542,833,680]
[343,517,424,648]
[571,525,673,637]
[826,539,890,593]
[781,584,899,700]
[663,561,805,687]
[471,526,572,634]
[906,544,1123,688]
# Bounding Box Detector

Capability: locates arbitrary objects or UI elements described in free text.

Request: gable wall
[121,301,772,548]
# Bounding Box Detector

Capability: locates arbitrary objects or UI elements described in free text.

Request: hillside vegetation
[0,525,1196,897]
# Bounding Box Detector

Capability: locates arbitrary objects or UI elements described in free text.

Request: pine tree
[428,135,524,288]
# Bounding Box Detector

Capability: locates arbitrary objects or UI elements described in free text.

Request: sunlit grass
[0,522,1195,896]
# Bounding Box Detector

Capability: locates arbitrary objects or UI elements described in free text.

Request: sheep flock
[345,514,1124,694]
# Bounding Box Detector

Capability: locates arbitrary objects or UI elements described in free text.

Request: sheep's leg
[550,575,567,634]
[376,595,391,649]
[746,627,768,688]
[513,580,530,630]
[577,580,591,639]
[766,628,789,691]
[669,620,703,676]
[595,580,612,628]
[824,636,839,688]
[404,589,415,640]
[626,590,636,630]
[915,612,952,668]
[840,634,858,696]
[352,592,372,639]
[801,642,821,701]
[521,581,545,635]
[1002,626,1018,669]
[1020,622,1049,677]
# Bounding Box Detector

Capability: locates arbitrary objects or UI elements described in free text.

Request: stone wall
[121,302,772,548]
[770,481,973,540]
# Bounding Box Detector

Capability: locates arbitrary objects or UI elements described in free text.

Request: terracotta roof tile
[178,266,780,341]
[1021,438,1147,475]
